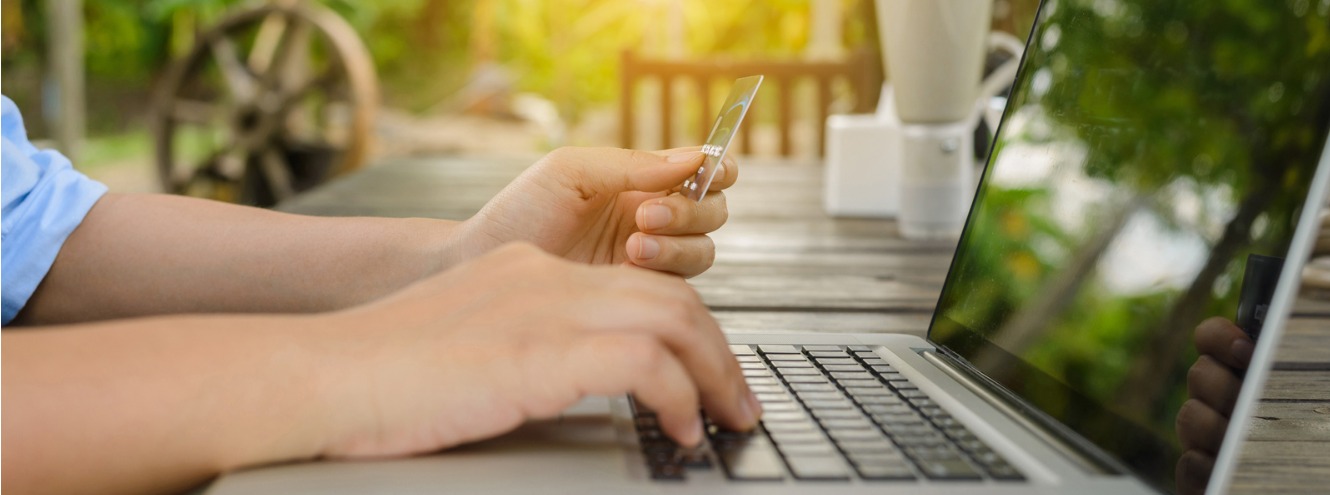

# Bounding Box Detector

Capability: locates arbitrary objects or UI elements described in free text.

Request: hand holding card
[681,75,763,202]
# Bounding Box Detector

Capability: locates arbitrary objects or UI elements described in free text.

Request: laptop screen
[929,0,1330,493]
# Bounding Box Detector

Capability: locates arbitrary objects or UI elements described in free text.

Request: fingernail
[668,151,702,163]
[635,235,660,260]
[745,390,762,425]
[714,162,726,182]
[1232,339,1255,367]
[687,415,705,446]
[642,204,672,231]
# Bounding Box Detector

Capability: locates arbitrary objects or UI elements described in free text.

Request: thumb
[547,147,703,195]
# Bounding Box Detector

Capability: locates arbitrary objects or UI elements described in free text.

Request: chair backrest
[619,48,882,157]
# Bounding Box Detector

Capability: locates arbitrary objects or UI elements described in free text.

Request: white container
[823,114,901,217]
[876,0,994,123]
[897,121,976,239]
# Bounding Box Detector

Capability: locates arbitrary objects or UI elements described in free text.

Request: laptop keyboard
[630,344,1026,483]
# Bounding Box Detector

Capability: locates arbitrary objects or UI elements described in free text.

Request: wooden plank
[1278,318,1330,368]
[1260,370,1330,401]
[715,311,929,337]
[1246,402,1330,442]
[1232,441,1330,494]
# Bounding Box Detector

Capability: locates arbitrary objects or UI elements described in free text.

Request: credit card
[682,75,763,202]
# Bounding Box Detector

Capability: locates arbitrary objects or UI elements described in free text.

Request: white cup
[876,0,994,123]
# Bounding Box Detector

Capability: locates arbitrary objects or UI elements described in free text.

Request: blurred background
[0,0,1038,196]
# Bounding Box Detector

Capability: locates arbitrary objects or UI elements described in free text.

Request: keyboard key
[767,430,827,444]
[803,399,854,410]
[807,351,851,358]
[916,458,981,480]
[848,345,872,352]
[790,382,838,393]
[898,389,928,399]
[872,414,927,427]
[755,393,794,403]
[737,355,763,363]
[758,345,800,355]
[822,364,867,372]
[777,442,838,456]
[650,462,686,480]
[830,371,874,381]
[861,403,912,414]
[743,369,774,378]
[860,358,890,366]
[854,462,916,480]
[829,429,888,442]
[745,377,780,386]
[811,408,866,420]
[763,421,819,433]
[677,449,713,469]
[847,451,907,464]
[783,375,832,384]
[836,439,901,454]
[813,357,858,366]
[715,438,785,481]
[794,391,846,402]
[801,345,843,352]
[730,345,756,355]
[776,368,822,376]
[845,387,895,397]
[739,362,769,370]
[761,411,811,422]
[819,418,876,431]
[910,399,938,408]
[771,360,815,368]
[760,402,803,412]
[766,354,808,362]
[870,365,895,373]
[985,461,1026,480]
[894,433,951,448]
[784,455,850,480]
[748,385,786,394]
[857,395,912,405]
[838,379,881,389]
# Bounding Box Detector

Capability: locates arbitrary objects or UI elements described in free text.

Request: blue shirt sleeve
[2,95,108,324]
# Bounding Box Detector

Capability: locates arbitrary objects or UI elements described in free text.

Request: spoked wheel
[152,0,378,207]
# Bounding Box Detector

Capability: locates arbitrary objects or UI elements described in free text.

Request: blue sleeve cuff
[1,150,108,324]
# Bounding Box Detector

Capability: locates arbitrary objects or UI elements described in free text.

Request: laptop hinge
[919,349,1124,476]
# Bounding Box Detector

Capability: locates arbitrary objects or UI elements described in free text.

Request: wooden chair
[619,48,882,157]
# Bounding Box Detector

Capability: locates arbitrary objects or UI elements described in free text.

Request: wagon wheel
[152,0,378,207]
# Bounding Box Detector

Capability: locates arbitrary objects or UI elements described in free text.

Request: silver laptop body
[205,0,1330,493]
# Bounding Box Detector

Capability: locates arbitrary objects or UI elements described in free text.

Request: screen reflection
[930,0,1330,493]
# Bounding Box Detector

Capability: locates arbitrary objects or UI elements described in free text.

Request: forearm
[1,313,350,495]
[17,193,462,325]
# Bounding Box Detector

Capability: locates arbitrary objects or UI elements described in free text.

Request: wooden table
[280,154,1330,494]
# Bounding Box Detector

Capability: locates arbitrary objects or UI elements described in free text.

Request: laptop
[204,0,1330,493]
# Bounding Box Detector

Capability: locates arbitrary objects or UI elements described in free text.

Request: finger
[625,233,716,278]
[1194,317,1254,370]
[569,333,704,446]
[1187,356,1244,417]
[707,155,739,191]
[544,147,702,196]
[647,147,738,191]
[1175,450,1216,495]
[1176,399,1229,455]
[636,192,729,235]
[592,269,758,432]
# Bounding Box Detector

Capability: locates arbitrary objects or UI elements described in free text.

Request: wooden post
[47,0,85,160]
